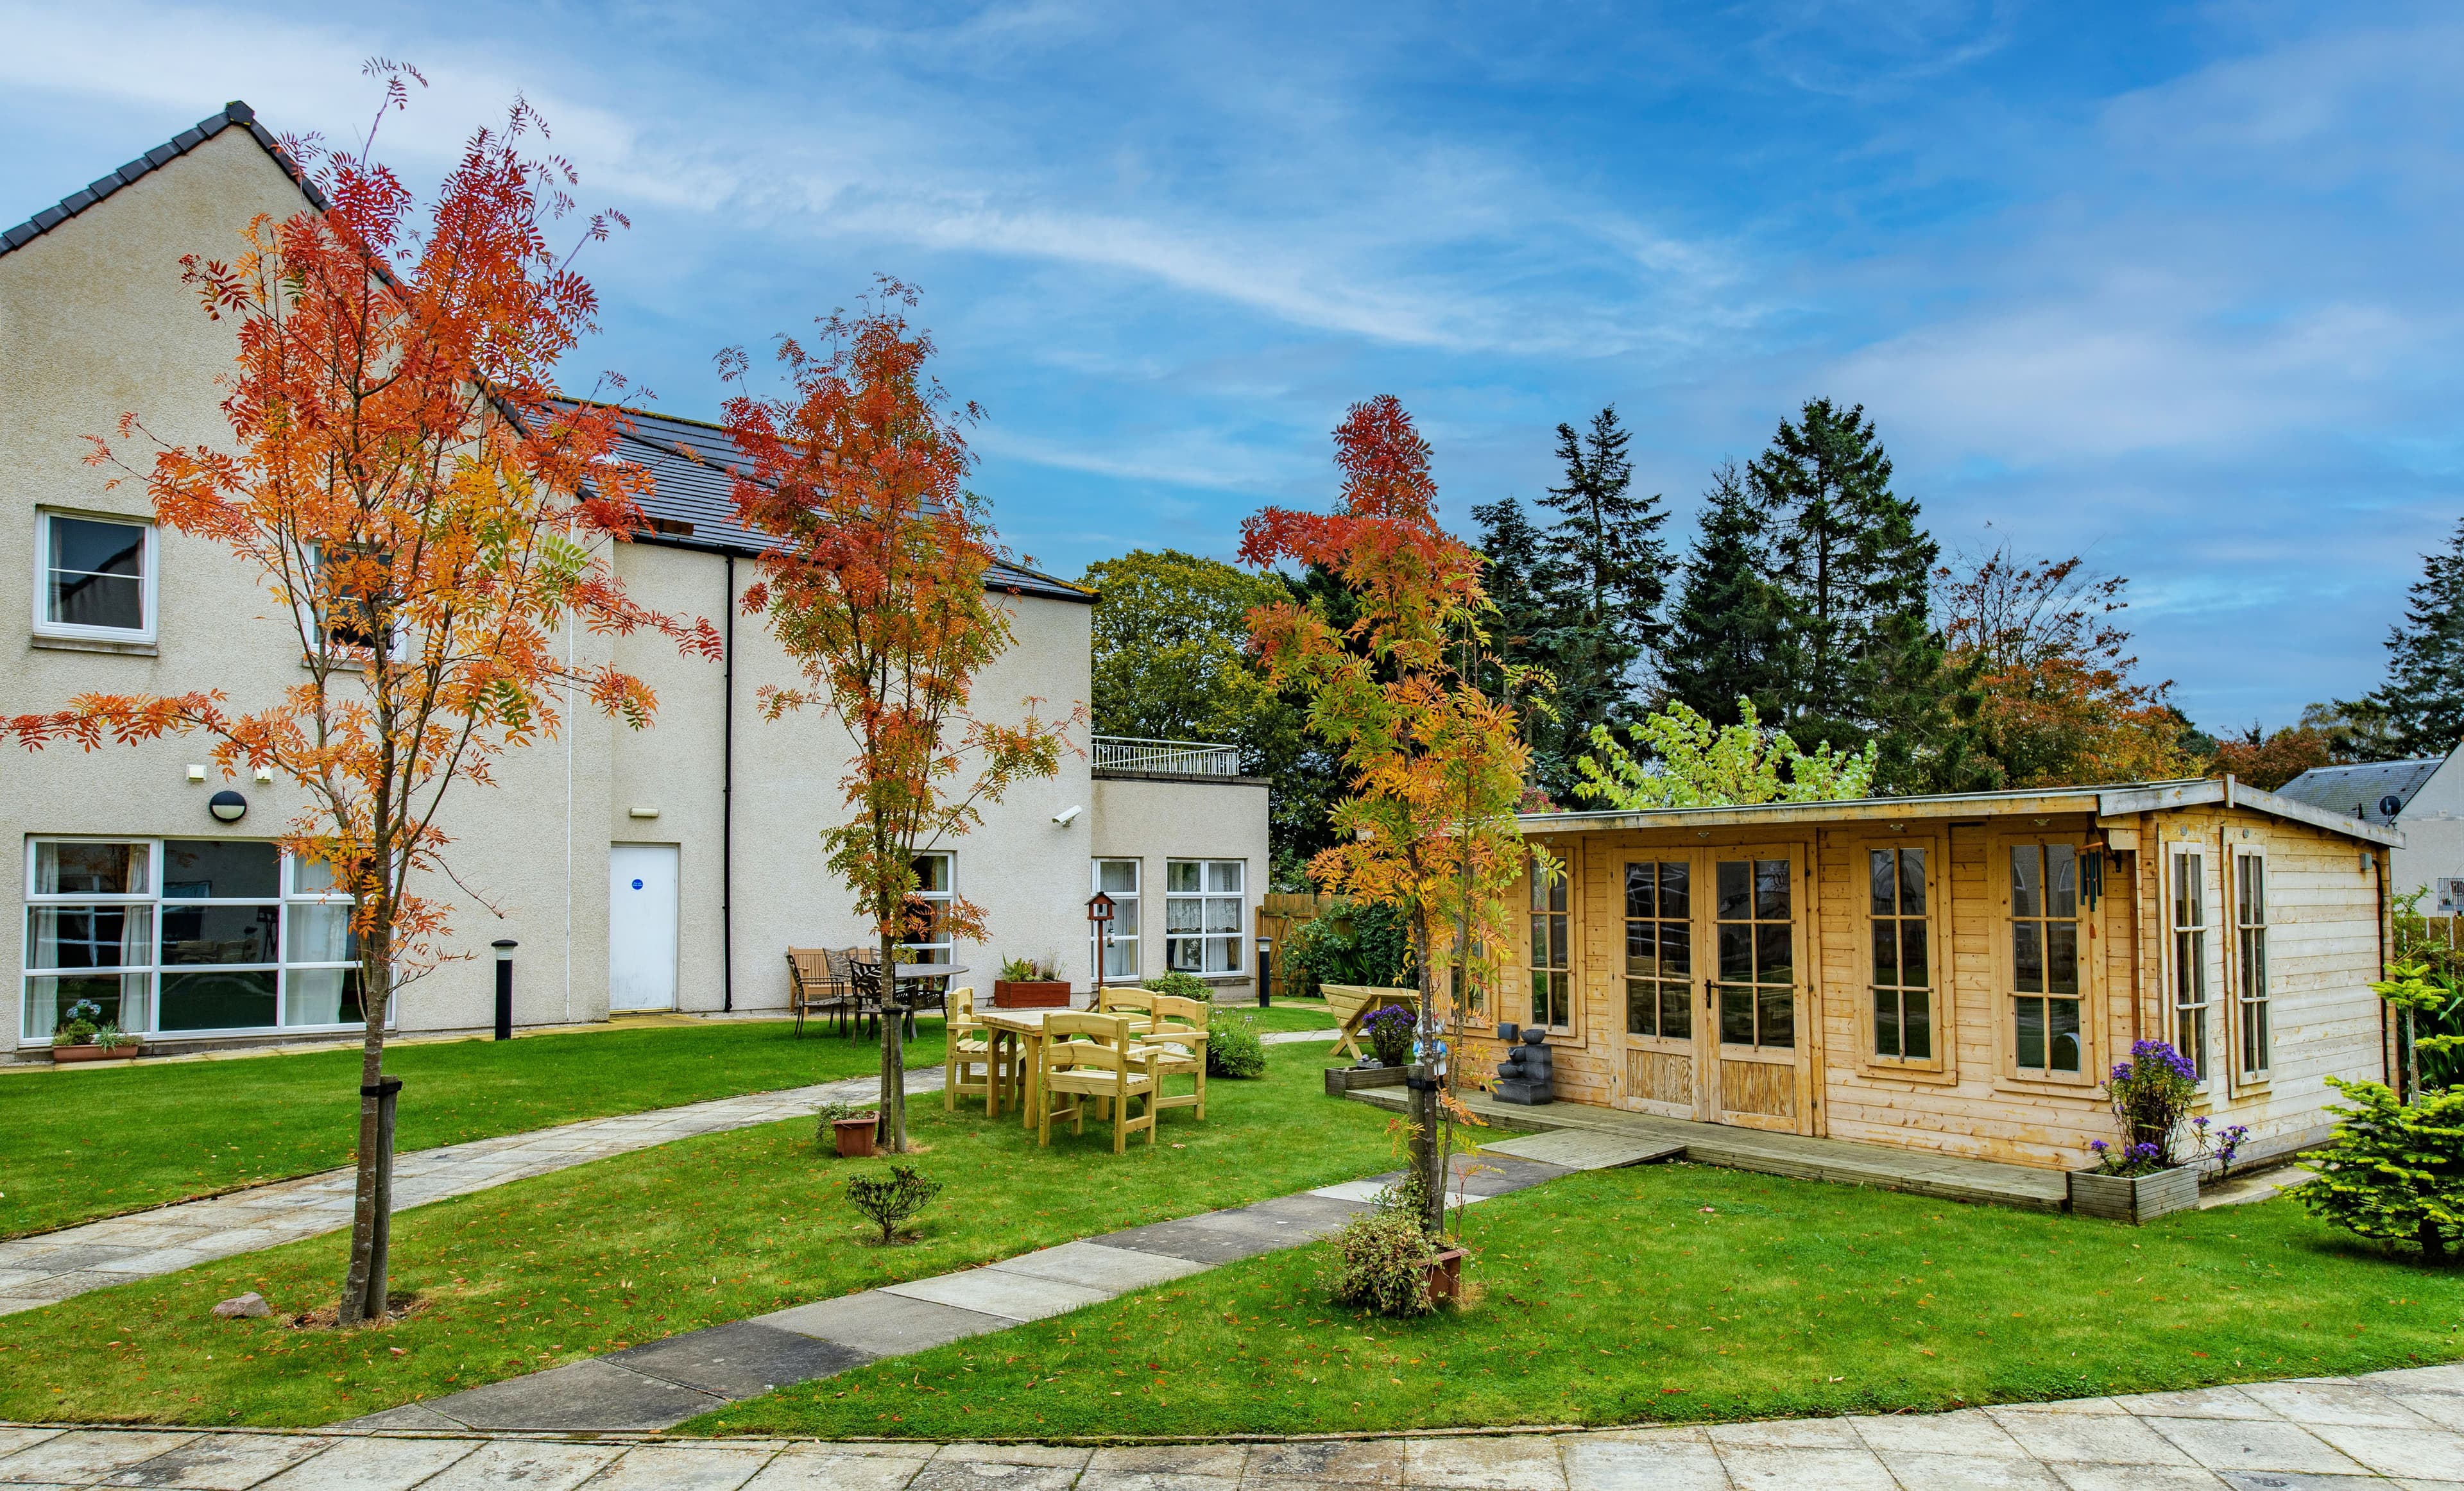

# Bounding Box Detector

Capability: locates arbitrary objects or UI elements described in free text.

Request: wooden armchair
[785,948,851,1038]
[944,985,1005,1113]
[1095,986,1157,1032]
[1138,993,1211,1122]
[1038,1012,1162,1154]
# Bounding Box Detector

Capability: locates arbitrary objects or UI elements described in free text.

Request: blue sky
[3,1,2457,732]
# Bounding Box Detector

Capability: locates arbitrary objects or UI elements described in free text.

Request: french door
[1615,847,1810,1133]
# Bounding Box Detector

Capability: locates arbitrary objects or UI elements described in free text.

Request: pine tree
[1473,493,1567,797]
[2372,520,2464,757]
[1749,398,1940,772]
[1661,461,1786,727]
[1528,406,1674,792]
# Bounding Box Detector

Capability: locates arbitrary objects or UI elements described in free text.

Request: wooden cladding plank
[1721,1059,1795,1118]
[1627,1048,1694,1107]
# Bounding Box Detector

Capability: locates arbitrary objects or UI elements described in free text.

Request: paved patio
[0,1363,2458,1487]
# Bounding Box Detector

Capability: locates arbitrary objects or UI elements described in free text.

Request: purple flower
[2111,1062,2134,1082]
[2089,1139,2109,1154]
[2193,1116,2210,1130]
[2127,1142,2162,1162]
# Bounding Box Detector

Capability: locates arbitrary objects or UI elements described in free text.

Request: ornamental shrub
[1364,1002,1417,1067]
[2298,1078,2464,1265]
[1287,898,1412,991]
[1147,971,1210,1002]
[1207,1009,1266,1078]
[1326,1179,1439,1316]
[845,1163,945,1245]
[2101,1039,2198,1170]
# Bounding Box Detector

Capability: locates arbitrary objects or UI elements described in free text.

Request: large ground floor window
[1166,859,1244,973]
[22,838,361,1039]
[1091,858,1140,980]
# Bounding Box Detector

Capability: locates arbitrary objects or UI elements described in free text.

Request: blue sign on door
[631,878,644,890]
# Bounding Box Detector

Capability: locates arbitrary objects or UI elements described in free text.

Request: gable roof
[2273,756,2445,824]
[1520,775,2403,848]
[0,101,319,259]
[594,404,1095,605]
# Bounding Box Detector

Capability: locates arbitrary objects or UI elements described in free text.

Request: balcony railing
[1091,735,1245,777]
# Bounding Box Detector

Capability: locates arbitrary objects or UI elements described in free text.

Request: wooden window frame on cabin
[1992,831,2100,1091]
[1858,833,1953,1081]
[1526,854,1575,1037]
[2163,832,2221,1090]
[2227,836,2272,1090]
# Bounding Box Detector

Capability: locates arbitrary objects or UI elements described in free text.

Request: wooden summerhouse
[1477,779,2399,1173]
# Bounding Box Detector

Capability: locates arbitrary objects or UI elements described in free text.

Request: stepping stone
[606,1320,871,1400]
[984,1240,1207,1293]
[1309,1179,1490,1209]
[1091,1200,1352,1265]
[882,1266,1113,1322]
[757,1290,1011,1356]
[1238,1193,1374,1229]
[1452,1155,1575,1195]
[421,1358,723,1431]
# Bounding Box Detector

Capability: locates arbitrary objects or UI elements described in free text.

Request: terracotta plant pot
[2069,1164,2200,1223]
[832,1115,880,1159]
[995,980,1071,1009]
[1425,1246,1468,1302]
[49,1044,137,1064]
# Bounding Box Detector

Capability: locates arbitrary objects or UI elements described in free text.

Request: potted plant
[1425,1241,1469,1301]
[817,1101,881,1159]
[48,1001,139,1064]
[1363,1002,1416,1068]
[2070,1040,2208,1223]
[993,953,1070,1009]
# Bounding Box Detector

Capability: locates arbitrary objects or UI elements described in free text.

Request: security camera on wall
[1052,805,1082,826]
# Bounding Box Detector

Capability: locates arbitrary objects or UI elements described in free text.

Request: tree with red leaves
[721,282,1074,1154]
[1241,395,1538,1235]
[2,67,719,1326]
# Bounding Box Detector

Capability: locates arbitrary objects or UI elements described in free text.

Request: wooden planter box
[1324,1064,1407,1096]
[832,1115,880,1159]
[49,1044,139,1064]
[1425,1246,1467,1302]
[2069,1164,2200,1223]
[995,980,1071,1009]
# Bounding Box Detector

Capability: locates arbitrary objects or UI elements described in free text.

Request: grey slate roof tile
[2274,756,2445,821]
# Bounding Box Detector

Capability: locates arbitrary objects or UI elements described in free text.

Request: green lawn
[1,1021,937,1238]
[0,1046,1394,1427]
[1221,1002,1335,1035]
[699,1159,2464,1440]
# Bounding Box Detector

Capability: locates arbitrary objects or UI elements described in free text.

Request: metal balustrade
[1091,735,1245,776]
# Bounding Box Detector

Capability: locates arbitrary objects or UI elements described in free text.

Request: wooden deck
[1343,1087,2072,1213]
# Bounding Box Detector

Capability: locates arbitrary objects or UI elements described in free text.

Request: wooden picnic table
[979,1005,1117,1130]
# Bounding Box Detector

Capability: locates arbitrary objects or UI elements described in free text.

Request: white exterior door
[608,844,678,1011]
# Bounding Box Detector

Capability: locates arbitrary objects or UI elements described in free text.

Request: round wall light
[208,790,248,823]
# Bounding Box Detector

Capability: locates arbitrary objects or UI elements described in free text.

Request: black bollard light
[1255,934,1274,1008]
[492,938,517,1041]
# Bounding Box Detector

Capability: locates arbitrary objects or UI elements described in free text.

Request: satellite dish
[2379,794,2405,819]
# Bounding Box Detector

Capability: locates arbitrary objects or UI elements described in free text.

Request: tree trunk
[2421,1214,2449,1265]
[1408,914,1442,1238]
[336,941,392,1327]
[878,928,907,1153]
[2406,1006,2420,1105]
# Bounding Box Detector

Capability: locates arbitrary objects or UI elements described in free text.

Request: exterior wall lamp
[208,790,248,823]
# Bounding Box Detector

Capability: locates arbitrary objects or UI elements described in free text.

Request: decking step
[1344,1087,2069,1213]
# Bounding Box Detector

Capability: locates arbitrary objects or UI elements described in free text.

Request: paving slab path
[0,1363,2458,1488]
[0,1069,948,1318]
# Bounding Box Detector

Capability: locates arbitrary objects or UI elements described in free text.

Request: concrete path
[352,1146,1577,1435]
[0,1069,946,1318]
[1,1363,2458,1487]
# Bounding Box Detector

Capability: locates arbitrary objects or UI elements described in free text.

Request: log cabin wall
[1475,797,2389,1173]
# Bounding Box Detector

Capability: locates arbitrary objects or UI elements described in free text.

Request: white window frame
[22,837,372,1041]
[902,851,955,965]
[32,509,157,644]
[2168,844,2216,1086]
[1090,858,1140,982]
[2232,845,2271,1085]
[1165,858,1245,975]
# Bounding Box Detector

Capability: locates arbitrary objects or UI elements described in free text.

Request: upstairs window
[35,511,154,641]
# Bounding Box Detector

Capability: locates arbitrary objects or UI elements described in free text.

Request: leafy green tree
[1661,460,1788,728]
[2298,1078,2464,1264]
[1079,549,1335,888]
[1573,697,1876,810]
[1750,398,1942,784]
[2370,520,2464,757]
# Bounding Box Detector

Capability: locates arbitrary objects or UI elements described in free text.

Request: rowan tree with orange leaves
[1241,395,1538,1237]
[721,282,1073,1155]
[1,71,719,1326]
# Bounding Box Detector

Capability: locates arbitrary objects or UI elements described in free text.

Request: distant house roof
[0,101,318,259]
[2273,757,2445,824]
[593,404,1094,606]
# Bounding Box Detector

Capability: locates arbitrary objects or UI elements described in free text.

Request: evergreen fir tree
[2371,519,2464,756]
[1529,406,1673,789]
[1473,491,1571,796]
[1748,398,1941,774]
[1661,461,1786,728]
